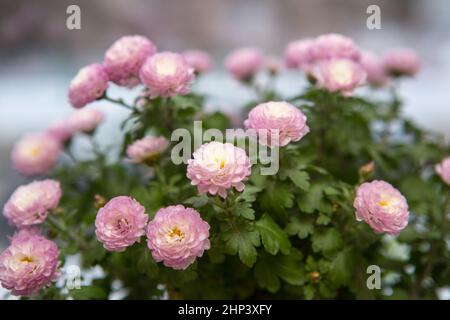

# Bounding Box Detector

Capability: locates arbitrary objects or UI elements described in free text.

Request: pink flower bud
[383,48,421,77]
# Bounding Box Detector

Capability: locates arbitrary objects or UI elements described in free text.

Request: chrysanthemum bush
[1,34,449,299]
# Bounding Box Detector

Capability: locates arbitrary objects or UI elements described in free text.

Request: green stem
[103,94,134,110]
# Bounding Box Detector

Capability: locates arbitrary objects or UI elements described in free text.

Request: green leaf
[256,213,291,255]
[288,170,311,191]
[222,221,260,267]
[297,184,323,213]
[261,182,294,218]
[236,186,262,203]
[232,202,255,220]
[312,228,343,254]
[329,249,355,286]
[184,195,209,208]
[316,213,331,225]
[70,286,107,300]
[286,216,314,239]
[254,258,281,293]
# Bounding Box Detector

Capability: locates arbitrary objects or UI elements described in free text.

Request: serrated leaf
[232,202,255,220]
[297,184,323,213]
[288,170,311,191]
[256,213,291,255]
[236,186,262,203]
[254,258,281,293]
[222,221,260,267]
[312,229,343,253]
[286,216,314,239]
[316,213,331,225]
[184,195,209,208]
[329,249,355,286]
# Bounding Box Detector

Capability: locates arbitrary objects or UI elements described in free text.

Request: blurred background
[1,0,450,250]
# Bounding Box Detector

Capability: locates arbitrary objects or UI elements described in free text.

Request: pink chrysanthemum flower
[146,205,210,270]
[104,35,157,87]
[311,59,367,96]
[187,142,252,198]
[139,52,195,99]
[360,51,389,87]
[95,196,148,252]
[224,47,264,80]
[127,136,169,164]
[0,229,60,296]
[435,157,450,186]
[284,38,315,70]
[68,63,109,108]
[67,108,104,134]
[310,33,361,63]
[46,120,75,143]
[183,50,213,74]
[353,180,409,235]
[3,180,62,228]
[383,48,421,77]
[12,133,61,176]
[244,101,310,147]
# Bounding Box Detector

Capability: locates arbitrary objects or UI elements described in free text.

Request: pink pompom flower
[435,157,450,186]
[3,180,62,228]
[0,229,60,296]
[224,47,264,80]
[360,51,389,87]
[244,101,310,147]
[146,205,210,270]
[67,108,104,134]
[310,33,361,63]
[139,52,195,99]
[12,133,61,176]
[383,48,421,77]
[95,196,148,252]
[284,38,315,70]
[127,136,169,164]
[183,50,213,74]
[311,59,367,96]
[46,120,75,143]
[68,63,109,109]
[187,142,252,198]
[353,180,409,235]
[104,35,157,87]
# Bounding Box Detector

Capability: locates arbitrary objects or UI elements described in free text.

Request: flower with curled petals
[95,196,149,252]
[67,108,104,134]
[3,180,62,228]
[68,63,108,109]
[127,136,169,164]
[224,47,264,81]
[311,59,366,96]
[104,35,157,87]
[183,50,213,74]
[353,180,409,235]
[139,52,195,98]
[310,33,361,62]
[360,51,389,87]
[284,38,315,70]
[244,101,309,147]
[146,205,210,270]
[0,229,60,296]
[383,48,420,77]
[187,142,252,198]
[12,132,61,176]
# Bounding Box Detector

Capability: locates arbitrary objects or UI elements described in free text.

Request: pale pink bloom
[3,180,62,228]
[310,33,361,63]
[224,47,264,80]
[284,38,315,70]
[354,180,409,235]
[383,48,421,77]
[127,136,169,164]
[139,52,195,98]
[0,229,60,296]
[360,51,389,87]
[68,63,109,108]
[46,120,75,143]
[311,59,367,96]
[104,35,157,87]
[187,142,252,198]
[67,108,104,133]
[183,50,213,74]
[265,56,283,75]
[12,133,61,176]
[244,101,310,147]
[435,157,450,186]
[146,205,210,270]
[95,196,148,252]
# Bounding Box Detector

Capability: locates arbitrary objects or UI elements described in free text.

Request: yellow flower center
[20,256,34,263]
[156,57,177,76]
[168,227,185,240]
